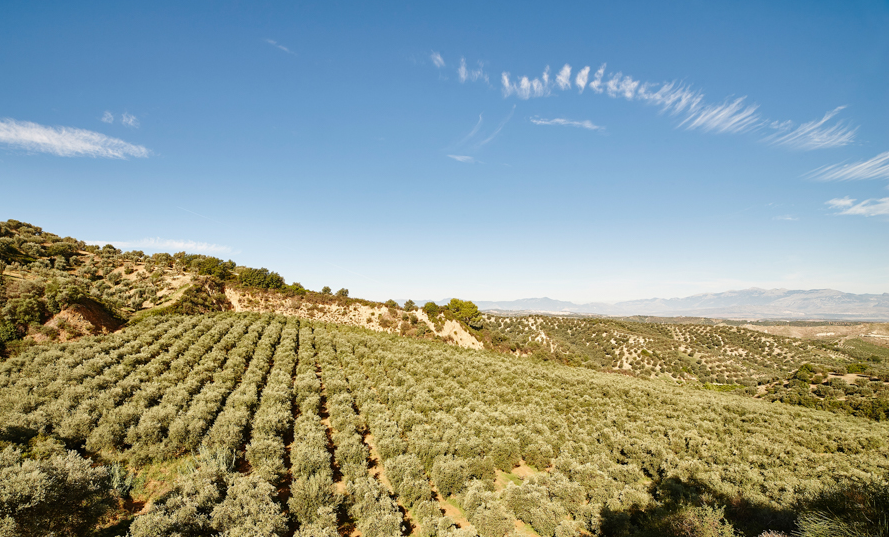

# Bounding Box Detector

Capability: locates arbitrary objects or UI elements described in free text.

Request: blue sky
[1,1,887,302]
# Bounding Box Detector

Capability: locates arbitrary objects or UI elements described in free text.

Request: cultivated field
[2,312,888,536]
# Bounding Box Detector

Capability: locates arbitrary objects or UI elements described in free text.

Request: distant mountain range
[470,288,889,321]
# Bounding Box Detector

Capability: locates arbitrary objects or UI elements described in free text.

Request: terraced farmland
[2,312,888,536]
[486,314,888,385]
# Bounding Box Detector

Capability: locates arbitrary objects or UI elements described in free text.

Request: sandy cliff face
[225,288,483,350]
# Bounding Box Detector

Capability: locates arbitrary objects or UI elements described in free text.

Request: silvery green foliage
[246,318,299,483]
[289,473,338,525]
[123,315,245,461]
[206,319,283,451]
[0,316,179,433]
[347,477,403,537]
[128,459,227,536]
[164,316,270,453]
[3,313,889,536]
[286,326,340,535]
[210,473,287,537]
[432,457,470,498]
[82,315,210,451]
[109,462,135,497]
[131,448,286,537]
[500,480,566,537]
[0,447,111,537]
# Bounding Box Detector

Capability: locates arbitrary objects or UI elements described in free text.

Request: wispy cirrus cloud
[121,112,139,128]
[486,61,855,146]
[457,58,488,83]
[501,67,551,99]
[447,154,477,163]
[430,51,445,68]
[764,106,856,150]
[574,66,590,93]
[806,151,889,182]
[86,238,234,254]
[101,111,114,124]
[264,39,295,55]
[478,105,515,146]
[826,197,889,217]
[679,97,761,134]
[452,114,483,148]
[530,116,603,131]
[0,118,149,159]
[773,215,799,221]
[556,65,572,90]
[500,62,761,134]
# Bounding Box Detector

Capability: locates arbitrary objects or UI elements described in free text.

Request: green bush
[423,302,440,317]
[795,473,889,537]
[669,504,736,537]
[238,267,285,289]
[0,447,113,537]
[432,457,469,498]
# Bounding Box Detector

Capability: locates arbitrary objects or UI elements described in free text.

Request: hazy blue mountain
[476,288,889,320]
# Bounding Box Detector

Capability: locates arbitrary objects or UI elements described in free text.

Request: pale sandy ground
[225,288,483,351]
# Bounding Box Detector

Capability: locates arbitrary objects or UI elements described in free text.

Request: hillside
[477,288,889,321]
[2,219,889,536]
[0,219,482,354]
[1,313,888,537]
[484,314,889,420]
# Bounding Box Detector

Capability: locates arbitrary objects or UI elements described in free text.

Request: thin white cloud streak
[530,117,603,131]
[764,106,856,150]
[807,151,889,182]
[637,82,704,115]
[447,155,476,163]
[0,118,150,159]
[495,61,854,145]
[826,197,889,217]
[478,105,515,146]
[679,97,761,134]
[501,62,727,129]
[574,66,590,93]
[121,113,139,128]
[772,215,799,221]
[86,238,234,254]
[101,111,114,124]
[452,114,483,148]
[431,51,445,68]
[264,39,296,55]
[457,58,488,83]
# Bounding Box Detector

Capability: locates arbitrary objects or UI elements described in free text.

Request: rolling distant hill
[476,288,889,321]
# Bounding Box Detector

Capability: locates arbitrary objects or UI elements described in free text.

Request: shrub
[432,457,469,498]
[289,474,337,525]
[239,267,285,289]
[448,299,483,329]
[468,500,513,537]
[669,505,736,537]
[423,302,440,317]
[336,288,349,297]
[794,473,889,537]
[0,447,112,537]
[211,473,287,536]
